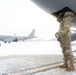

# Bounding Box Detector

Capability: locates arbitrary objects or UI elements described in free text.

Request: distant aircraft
[31,0,76,41]
[0,29,36,43]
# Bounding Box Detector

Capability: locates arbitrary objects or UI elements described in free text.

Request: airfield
[0,55,76,75]
[0,41,76,75]
[0,0,76,75]
[0,40,76,56]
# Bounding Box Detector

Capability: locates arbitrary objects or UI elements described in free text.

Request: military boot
[66,63,75,71]
[59,61,68,68]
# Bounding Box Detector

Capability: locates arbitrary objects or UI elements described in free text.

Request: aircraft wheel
[4,41,7,43]
[9,41,11,43]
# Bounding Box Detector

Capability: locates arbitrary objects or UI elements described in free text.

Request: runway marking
[11,59,76,75]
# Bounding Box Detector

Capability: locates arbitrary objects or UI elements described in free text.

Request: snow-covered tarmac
[0,55,76,75]
[0,41,76,75]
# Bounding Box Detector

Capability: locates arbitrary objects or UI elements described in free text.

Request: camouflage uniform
[55,13,74,64]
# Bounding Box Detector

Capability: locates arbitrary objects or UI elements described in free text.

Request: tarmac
[0,55,76,75]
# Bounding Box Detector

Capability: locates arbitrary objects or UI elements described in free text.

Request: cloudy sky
[0,0,59,40]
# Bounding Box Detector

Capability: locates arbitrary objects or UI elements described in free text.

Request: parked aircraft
[31,0,76,41]
[0,29,36,43]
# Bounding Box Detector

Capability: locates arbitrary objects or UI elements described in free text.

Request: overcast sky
[0,0,60,40]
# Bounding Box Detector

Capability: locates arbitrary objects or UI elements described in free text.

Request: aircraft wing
[31,0,76,27]
[31,0,76,14]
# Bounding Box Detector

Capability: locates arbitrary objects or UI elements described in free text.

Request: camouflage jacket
[58,15,74,37]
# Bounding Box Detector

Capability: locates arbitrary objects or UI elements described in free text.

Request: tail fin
[29,29,35,37]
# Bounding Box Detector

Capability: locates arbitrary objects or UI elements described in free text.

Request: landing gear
[8,41,11,43]
[4,41,7,43]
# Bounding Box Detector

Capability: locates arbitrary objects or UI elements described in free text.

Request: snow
[0,40,76,56]
[0,55,76,75]
[0,0,76,74]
